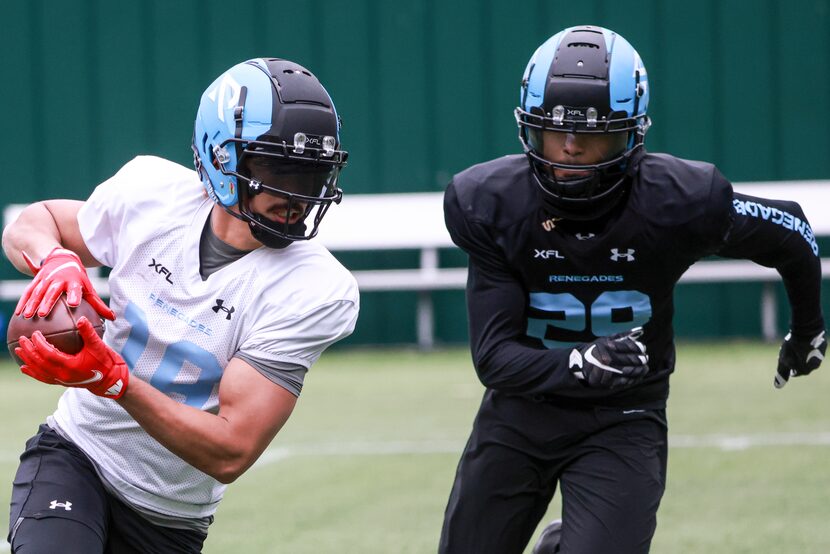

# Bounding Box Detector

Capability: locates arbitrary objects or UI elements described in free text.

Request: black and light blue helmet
[516,26,650,220]
[192,58,347,247]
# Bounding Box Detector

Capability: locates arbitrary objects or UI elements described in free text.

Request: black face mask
[248,214,307,249]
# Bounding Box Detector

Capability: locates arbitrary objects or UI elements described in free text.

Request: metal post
[761,282,777,343]
[417,248,439,350]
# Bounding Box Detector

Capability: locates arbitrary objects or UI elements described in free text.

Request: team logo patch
[534,249,565,260]
[212,299,235,320]
[541,217,562,232]
[148,258,174,284]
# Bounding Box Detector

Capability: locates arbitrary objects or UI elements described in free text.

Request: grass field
[1,341,829,553]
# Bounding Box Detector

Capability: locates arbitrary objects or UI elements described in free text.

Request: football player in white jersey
[3,58,359,553]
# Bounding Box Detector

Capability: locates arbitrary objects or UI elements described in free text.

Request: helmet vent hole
[302,71,311,76]
[283,69,295,74]
[568,42,600,49]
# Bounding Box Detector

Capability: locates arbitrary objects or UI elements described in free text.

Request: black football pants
[439,391,668,554]
[8,424,207,553]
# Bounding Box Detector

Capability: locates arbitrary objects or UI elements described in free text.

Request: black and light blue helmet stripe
[521,26,649,124]
[193,60,279,206]
[192,57,347,247]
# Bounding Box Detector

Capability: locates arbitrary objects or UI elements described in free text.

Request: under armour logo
[49,500,72,511]
[610,248,635,262]
[575,233,595,240]
[212,299,235,320]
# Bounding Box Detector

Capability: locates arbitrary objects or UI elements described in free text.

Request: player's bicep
[3,200,100,273]
[216,357,297,469]
[716,193,818,265]
[41,200,103,267]
[466,260,530,356]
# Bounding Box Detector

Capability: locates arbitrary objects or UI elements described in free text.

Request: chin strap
[212,193,310,249]
[248,216,303,249]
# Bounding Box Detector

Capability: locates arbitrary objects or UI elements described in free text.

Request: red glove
[15,247,115,320]
[15,317,129,399]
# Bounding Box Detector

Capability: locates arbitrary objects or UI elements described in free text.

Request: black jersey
[444,152,823,408]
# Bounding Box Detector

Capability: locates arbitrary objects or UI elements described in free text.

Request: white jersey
[49,156,359,521]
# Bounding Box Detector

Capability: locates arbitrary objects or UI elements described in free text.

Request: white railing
[3,180,829,348]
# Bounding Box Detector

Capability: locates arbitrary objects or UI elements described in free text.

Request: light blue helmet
[192,58,347,247]
[515,26,650,220]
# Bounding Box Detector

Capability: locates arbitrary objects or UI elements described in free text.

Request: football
[6,297,105,366]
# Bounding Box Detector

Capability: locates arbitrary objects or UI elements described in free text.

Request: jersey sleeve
[76,156,194,268]
[237,298,358,370]
[76,164,134,267]
[232,353,308,397]
[670,165,736,261]
[445,180,579,396]
[716,192,824,337]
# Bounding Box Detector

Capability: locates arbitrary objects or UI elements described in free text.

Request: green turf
[1,342,828,553]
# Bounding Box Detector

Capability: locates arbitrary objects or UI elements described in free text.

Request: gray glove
[774,330,826,389]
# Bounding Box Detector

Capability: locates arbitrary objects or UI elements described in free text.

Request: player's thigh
[11,517,104,553]
[8,424,108,553]
[559,412,667,554]
[440,442,556,554]
[440,420,558,553]
[106,495,207,554]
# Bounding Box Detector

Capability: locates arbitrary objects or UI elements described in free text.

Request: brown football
[7,297,105,366]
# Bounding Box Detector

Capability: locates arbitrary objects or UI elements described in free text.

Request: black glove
[774,330,826,389]
[568,328,649,388]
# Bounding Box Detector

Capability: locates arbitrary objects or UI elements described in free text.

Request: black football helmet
[516,26,650,220]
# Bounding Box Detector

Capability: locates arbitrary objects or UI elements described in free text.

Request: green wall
[2,0,829,345]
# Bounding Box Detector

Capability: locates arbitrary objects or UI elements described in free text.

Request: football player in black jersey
[438,25,826,554]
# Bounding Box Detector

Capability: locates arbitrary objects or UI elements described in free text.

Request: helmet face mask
[192,58,347,247]
[235,155,342,248]
[516,26,650,220]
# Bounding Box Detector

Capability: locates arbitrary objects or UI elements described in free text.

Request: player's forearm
[2,203,63,274]
[779,254,824,336]
[474,340,576,393]
[718,194,824,335]
[117,378,258,484]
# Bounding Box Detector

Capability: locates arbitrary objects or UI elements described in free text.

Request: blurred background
[1,0,829,347]
[2,2,830,553]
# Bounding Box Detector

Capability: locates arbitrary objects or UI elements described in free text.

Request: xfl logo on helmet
[212,299,235,320]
